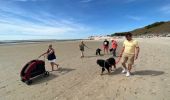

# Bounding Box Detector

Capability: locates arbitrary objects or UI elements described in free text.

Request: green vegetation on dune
[111,21,170,36]
[144,21,165,29]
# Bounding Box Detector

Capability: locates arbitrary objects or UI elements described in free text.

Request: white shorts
[48,59,56,63]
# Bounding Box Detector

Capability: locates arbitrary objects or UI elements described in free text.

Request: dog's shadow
[133,70,164,76]
[110,67,123,75]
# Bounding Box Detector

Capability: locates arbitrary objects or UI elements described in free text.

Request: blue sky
[0,0,170,40]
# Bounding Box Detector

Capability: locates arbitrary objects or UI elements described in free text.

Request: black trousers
[112,48,116,56]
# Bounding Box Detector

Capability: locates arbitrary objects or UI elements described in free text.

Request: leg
[122,58,128,70]
[50,62,54,71]
[101,67,105,75]
[111,64,116,71]
[103,47,106,54]
[81,51,84,58]
[128,64,132,72]
[106,66,111,74]
[112,49,114,56]
[113,64,116,69]
[53,62,59,68]
[113,49,116,56]
[106,47,109,54]
[121,55,128,73]
[127,55,135,73]
[126,64,132,77]
[126,55,135,77]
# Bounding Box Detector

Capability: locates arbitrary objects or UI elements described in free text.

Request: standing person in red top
[111,39,117,57]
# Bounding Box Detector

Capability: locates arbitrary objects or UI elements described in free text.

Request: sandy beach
[0,38,170,100]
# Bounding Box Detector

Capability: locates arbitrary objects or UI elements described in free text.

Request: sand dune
[0,38,170,100]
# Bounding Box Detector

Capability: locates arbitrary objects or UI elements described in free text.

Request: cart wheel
[44,71,49,77]
[26,80,32,85]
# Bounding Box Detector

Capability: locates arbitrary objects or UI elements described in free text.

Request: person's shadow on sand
[31,68,75,85]
[53,67,75,75]
[109,68,164,76]
[133,70,164,76]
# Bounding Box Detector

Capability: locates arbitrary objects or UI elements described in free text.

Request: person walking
[103,39,109,54]
[111,39,117,57]
[119,32,140,77]
[79,41,88,58]
[39,44,59,71]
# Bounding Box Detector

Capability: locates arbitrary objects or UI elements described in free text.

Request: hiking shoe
[126,71,131,77]
[121,69,127,74]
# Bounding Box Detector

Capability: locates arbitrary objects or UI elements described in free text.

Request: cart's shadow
[31,67,75,85]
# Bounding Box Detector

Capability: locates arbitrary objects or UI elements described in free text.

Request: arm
[135,47,140,60]
[38,52,47,58]
[84,44,89,49]
[38,50,48,58]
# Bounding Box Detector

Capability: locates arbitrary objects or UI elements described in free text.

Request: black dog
[96,57,116,75]
[96,48,101,56]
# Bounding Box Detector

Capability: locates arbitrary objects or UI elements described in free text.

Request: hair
[49,44,52,48]
[125,32,132,37]
[111,39,115,42]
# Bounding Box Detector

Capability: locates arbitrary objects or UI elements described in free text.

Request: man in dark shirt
[103,39,109,54]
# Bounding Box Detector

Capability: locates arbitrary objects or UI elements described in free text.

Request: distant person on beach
[111,39,117,57]
[119,32,140,77]
[38,44,59,71]
[103,39,109,54]
[79,41,89,58]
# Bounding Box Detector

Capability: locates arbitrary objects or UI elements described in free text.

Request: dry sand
[0,38,170,100]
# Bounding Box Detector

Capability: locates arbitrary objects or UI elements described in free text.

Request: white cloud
[124,0,137,3]
[11,0,39,2]
[80,0,93,3]
[13,0,28,1]
[0,3,90,40]
[0,15,88,36]
[126,15,143,21]
[160,4,170,14]
[0,0,92,40]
